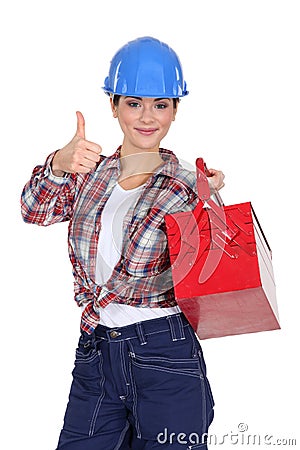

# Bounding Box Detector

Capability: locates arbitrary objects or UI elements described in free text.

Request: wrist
[51,151,65,177]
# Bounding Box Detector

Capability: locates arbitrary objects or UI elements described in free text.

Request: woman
[21,36,224,450]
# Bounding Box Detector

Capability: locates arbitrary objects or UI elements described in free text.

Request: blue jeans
[56,313,214,449]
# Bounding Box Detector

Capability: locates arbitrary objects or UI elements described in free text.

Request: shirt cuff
[42,151,70,185]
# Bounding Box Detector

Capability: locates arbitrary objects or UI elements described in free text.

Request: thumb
[76,111,85,139]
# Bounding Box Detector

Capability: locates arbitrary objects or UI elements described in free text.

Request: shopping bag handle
[196,157,224,207]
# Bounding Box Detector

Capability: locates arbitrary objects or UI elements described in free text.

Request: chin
[135,139,162,151]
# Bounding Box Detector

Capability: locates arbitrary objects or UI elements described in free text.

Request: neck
[120,141,160,157]
[118,149,164,182]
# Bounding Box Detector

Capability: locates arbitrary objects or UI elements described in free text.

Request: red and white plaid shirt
[21,147,198,333]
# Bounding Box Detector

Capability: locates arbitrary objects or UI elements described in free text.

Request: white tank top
[95,182,180,327]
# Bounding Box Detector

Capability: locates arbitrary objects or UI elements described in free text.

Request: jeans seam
[88,350,105,437]
[131,361,201,378]
[113,420,130,450]
[128,358,141,439]
[187,326,198,357]
[133,355,199,363]
[75,351,99,364]
[196,352,208,435]
[120,341,130,397]
[188,444,208,449]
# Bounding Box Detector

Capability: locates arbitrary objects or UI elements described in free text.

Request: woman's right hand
[51,111,102,176]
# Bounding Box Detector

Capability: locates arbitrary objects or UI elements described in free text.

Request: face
[110,96,177,155]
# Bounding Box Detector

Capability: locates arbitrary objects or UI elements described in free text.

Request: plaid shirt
[21,147,198,333]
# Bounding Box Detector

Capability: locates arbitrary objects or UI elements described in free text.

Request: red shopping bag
[165,158,280,339]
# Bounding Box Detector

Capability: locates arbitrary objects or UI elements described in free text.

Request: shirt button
[110,330,121,339]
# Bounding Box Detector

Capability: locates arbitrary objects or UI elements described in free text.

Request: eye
[127,101,141,108]
[155,103,168,109]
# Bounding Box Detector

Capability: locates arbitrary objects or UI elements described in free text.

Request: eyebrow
[124,96,170,102]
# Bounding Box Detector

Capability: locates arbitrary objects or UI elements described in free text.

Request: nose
[139,105,154,124]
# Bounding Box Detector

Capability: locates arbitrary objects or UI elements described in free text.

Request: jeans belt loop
[167,313,186,341]
[135,321,148,345]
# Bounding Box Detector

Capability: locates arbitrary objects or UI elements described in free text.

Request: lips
[135,128,158,136]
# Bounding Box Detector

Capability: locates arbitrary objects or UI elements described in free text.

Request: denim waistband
[93,312,191,343]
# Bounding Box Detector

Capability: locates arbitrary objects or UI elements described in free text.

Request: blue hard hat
[103,36,188,98]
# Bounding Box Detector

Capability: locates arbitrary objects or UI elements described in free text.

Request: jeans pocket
[128,351,212,442]
[129,353,201,378]
[63,341,105,437]
[75,345,99,364]
[73,336,103,385]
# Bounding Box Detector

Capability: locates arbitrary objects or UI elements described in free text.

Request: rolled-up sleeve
[20,151,77,226]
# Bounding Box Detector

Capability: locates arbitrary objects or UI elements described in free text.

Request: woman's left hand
[207,168,225,191]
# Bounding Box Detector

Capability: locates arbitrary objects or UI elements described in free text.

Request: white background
[1,0,299,449]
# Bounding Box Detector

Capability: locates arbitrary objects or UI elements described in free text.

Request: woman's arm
[21,151,78,226]
[21,111,102,226]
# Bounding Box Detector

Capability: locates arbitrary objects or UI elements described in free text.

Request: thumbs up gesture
[51,111,102,176]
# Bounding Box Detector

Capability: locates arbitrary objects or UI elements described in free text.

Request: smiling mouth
[135,128,158,135]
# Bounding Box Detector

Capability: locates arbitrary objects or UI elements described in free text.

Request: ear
[110,96,118,118]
